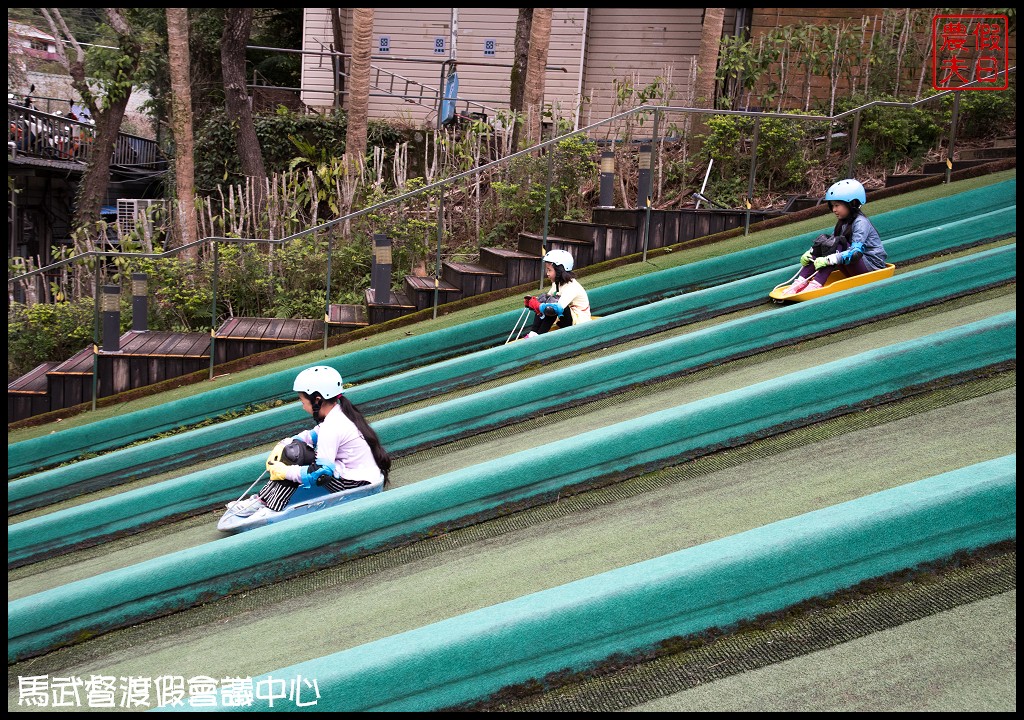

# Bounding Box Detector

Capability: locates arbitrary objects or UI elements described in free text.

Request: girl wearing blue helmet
[783,179,888,296]
[521,249,592,339]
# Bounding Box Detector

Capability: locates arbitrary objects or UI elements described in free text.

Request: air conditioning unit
[117,199,164,237]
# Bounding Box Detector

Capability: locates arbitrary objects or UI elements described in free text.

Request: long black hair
[552,265,578,290]
[304,392,392,486]
[829,200,862,242]
[338,394,392,486]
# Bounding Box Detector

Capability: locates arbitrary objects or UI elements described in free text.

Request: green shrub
[699,114,810,197]
[8,299,97,381]
[482,135,598,246]
[956,79,1016,139]
[836,95,946,167]
[193,109,405,195]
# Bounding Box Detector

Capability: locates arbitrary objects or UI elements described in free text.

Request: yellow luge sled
[769,263,896,303]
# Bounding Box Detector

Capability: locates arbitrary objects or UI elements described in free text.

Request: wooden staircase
[885,136,1016,187]
[401,206,779,312]
[5,205,781,423]
[403,275,462,312]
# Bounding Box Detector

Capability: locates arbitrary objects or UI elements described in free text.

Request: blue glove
[813,256,831,270]
[538,302,564,317]
[298,460,337,489]
[800,250,814,267]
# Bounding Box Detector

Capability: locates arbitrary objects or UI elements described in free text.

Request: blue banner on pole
[441,71,458,125]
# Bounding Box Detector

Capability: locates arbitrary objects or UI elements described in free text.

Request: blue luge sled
[216,476,385,533]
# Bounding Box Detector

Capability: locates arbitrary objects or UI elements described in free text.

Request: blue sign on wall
[378,36,390,53]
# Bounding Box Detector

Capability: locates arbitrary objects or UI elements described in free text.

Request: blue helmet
[825,179,867,207]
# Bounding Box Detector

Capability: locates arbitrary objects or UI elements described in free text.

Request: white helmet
[542,249,575,272]
[293,365,343,400]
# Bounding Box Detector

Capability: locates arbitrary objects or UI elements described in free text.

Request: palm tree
[166,7,199,259]
[692,8,726,139]
[345,8,374,161]
[524,8,552,147]
[509,8,533,151]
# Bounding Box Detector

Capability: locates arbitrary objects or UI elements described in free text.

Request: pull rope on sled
[223,469,268,518]
[505,308,532,344]
[772,266,805,293]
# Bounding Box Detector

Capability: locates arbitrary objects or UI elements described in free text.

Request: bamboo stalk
[244,181,251,237]
[894,8,909,95]
[915,12,934,100]
[864,15,876,96]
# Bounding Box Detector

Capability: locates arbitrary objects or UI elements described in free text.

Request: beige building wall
[302,8,588,128]
[579,8,707,134]
[301,8,344,108]
[451,9,587,130]
[301,8,725,133]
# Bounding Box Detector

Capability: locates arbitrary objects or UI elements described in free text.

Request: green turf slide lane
[7,201,1015,508]
[8,178,1014,478]
[7,245,1016,567]
[159,454,1016,712]
[6,312,1015,663]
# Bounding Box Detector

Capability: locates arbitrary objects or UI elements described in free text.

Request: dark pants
[258,479,300,511]
[530,310,573,335]
[796,255,875,285]
[257,476,370,511]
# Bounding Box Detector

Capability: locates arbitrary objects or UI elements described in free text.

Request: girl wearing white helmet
[521,248,592,339]
[230,365,391,518]
[784,178,888,296]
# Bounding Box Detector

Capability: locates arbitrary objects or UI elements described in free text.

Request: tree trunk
[75,94,131,232]
[166,8,199,260]
[692,8,726,139]
[524,8,552,147]
[509,8,533,152]
[330,8,346,109]
[346,8,374,160]
[41,8,142,235]
[221,8,267,201]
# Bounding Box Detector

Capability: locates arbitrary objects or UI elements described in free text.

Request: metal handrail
[9,66,1013,410]
[10,65,1015,284]
[8,105,642,281]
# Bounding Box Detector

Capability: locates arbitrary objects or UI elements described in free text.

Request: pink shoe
[782,276,810,297]
[801,278,824,293]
